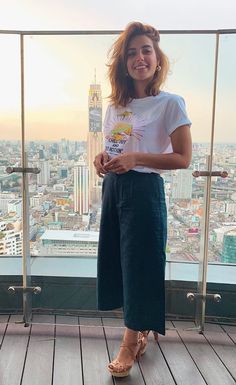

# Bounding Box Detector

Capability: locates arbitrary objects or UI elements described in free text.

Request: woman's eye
[143,48,152,54]
[127,51,135,57]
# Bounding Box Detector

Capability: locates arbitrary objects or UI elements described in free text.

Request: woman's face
[126,34,158,86]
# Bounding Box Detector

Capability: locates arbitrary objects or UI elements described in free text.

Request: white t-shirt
[103,91,192,174]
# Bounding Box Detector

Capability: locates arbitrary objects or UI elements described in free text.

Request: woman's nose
[136,50,144,61]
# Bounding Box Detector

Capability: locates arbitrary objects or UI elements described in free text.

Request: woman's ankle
[123,328,139,343]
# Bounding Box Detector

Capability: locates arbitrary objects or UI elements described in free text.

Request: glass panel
[206,33,236,322]
[21,33,217,324]
[211,33,236,266]
[23,34,112,318]
[211,33,236,267]
[0,35,23,318]
[161,34,215,324]
[160,34,217,327]
[161,33,215,264]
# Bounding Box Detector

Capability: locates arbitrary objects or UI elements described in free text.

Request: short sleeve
[165,95,191,136]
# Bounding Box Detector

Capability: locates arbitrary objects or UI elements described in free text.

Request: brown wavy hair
[108,21,169,107]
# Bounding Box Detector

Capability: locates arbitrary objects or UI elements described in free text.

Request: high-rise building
[37,160,50,185]
[171,169,193,200]
[59,167,68,179]
[87,72,103,207]
[39,149,45,159]
[222,229,236,263]
[0,221,22,256]
[74,160,89,215]
[60,138,69,160]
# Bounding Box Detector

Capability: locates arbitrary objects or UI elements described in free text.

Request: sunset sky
[0,0,235,143]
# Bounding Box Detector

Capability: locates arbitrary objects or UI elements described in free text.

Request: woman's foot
[139,330,159,355]
[139,331,149,355]
[108,331,145,377]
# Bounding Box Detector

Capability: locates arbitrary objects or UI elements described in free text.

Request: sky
[0,0,236,142]
[1,0,236,30]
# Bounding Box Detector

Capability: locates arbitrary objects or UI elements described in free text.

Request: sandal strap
[108,358,132,372]
[120,341,141,359]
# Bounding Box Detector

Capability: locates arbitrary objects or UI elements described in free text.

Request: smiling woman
[94,21,192,378]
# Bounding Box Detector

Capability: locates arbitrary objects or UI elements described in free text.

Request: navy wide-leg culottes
[97,170,167,335]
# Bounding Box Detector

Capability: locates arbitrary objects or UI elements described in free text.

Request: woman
[94,21,192,377]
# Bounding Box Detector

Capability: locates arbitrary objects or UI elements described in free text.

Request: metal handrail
[0,29,236,35]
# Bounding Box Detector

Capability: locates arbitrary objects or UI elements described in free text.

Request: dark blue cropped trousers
[97,170,167,335]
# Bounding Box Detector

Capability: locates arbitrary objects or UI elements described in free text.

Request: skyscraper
[171,169,193,200]
[74,160,89,215]
[37,160,50,186]
[87,72,103,207]
[222,229,236,263]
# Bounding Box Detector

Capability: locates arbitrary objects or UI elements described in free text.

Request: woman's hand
[93,151,110,177]
[103,153,137,174]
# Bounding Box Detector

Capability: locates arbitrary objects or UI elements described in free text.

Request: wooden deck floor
[0,314,235,385]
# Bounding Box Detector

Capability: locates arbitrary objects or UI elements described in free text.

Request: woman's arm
[103,125,192,173]
[136,124,192,169]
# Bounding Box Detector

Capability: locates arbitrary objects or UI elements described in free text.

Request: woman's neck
[134,82,148,99]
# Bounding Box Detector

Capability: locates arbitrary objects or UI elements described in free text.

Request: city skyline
[0,140,235,263]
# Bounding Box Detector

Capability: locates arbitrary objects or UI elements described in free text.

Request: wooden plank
[203,323,236,381]
[132,320,176,385]
[21,314,55,385]
[0,315,9,348]
[221,324,236,344]
[80,317,113,385]
[53,315,83,385]
[173,321,236,385]
[103,318,145,385]
[0,314,30,385]
[158,321,206,385]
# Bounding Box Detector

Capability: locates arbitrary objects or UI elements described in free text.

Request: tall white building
[74,161,89,215]
[87,74,103,207]
[37,160,50,185]
[0,221,22,255]
[171,169,193,200]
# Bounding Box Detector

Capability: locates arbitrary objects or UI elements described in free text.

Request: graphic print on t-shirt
[105,110,145,156]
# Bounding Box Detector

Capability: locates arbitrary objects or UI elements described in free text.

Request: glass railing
[0,30,235,324]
